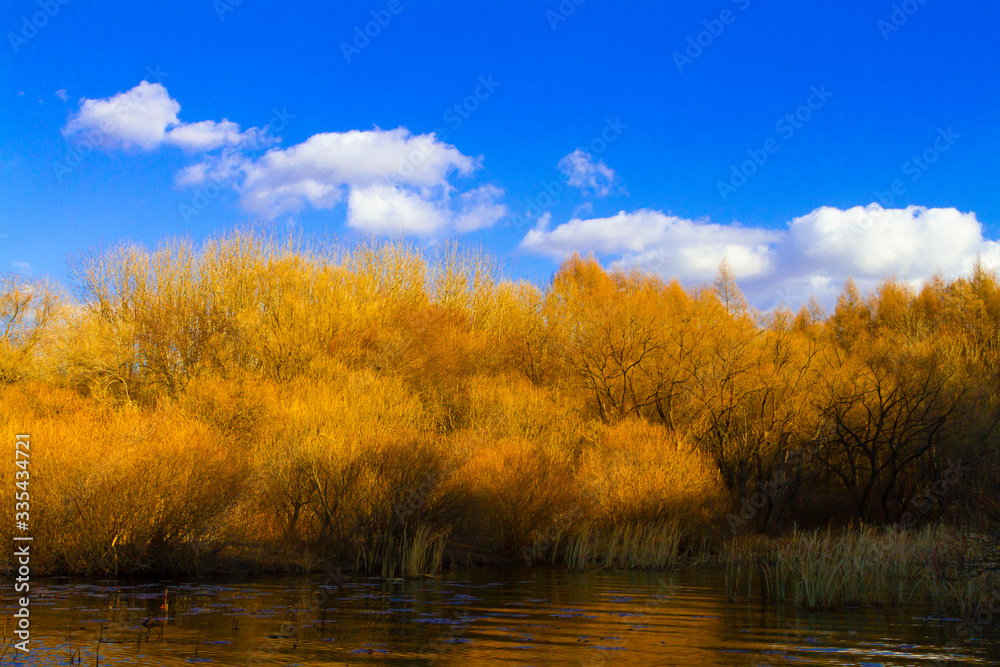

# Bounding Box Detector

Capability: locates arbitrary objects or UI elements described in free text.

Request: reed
[367,524,449,578]
[566,520,684,570]
[723,525,1000,611]
[725,534,784,602]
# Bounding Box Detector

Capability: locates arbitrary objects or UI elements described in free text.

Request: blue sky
[2,0,999,307]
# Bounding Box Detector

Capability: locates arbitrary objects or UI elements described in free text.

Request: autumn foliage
[1,231,998,575]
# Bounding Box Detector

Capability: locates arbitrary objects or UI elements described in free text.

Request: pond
[11,567,997,665]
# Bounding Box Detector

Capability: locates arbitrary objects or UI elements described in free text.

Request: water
[11,568,996,665]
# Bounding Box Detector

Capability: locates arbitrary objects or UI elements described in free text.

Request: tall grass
[567,520,684,569]
[364,524,450,578]
[723,525,998,612]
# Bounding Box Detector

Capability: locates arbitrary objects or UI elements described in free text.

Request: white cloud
[54,89,68,102]
[348,185,447,235]
[789,205,993,280]
[175,162,211,187]
[236,128,502,235]
[240,128,478,216]
[979,240,1000,270]
[770,204,1000,307]
[174,149,256,188]
[521,209,778,281]
[454,185,507,232]
[165,119,246,152]
[559,148,615,197]
[557,149,615,196]
[63,81,268,153]
[520,204,1000,308]
[60,84,503,239]
[63,81,180,150]
[12,262,32,276]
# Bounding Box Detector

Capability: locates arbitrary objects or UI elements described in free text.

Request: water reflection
[12,568,994,665]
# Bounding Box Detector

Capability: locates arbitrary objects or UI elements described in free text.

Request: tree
[830,277,871,347]
[690,303,819,531]
[550,255,681,424]
[0,274,58,383]
[813,339,972,523]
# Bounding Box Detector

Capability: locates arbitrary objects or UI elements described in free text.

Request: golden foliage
[2,230,998,575]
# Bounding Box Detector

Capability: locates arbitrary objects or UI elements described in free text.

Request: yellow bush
[578,419,724,529]
[0,383,245,575]
[455,435,578,555]
[1,229,996,576]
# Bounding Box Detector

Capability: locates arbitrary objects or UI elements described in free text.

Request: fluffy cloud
[521,209,778,281]
[788,205,996,280]
[557,149,615,196]
[174,162,211,187]
[454,185,507,232]
[165,120,246,152]
[63,81,180,150]
[239,128,477,217]
[238,129,503,235]
[63,82,505,237]
[63,81,267,152]
[174,149,257,188]
[347,184,447,235]
[520,204,1000,308]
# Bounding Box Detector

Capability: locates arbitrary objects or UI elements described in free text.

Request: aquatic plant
[723,525,1000,611]
[566,520,684,570]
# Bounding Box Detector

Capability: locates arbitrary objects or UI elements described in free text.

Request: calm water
[9,568,997,666]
